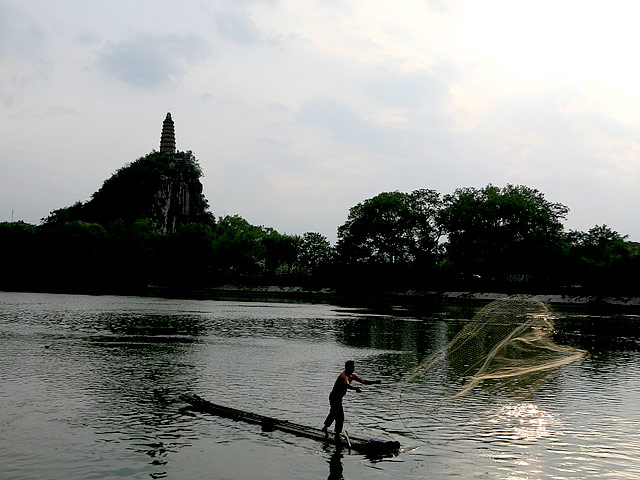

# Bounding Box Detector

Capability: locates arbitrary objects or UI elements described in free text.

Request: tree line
[334,185,638,294]
[1,183,638,295]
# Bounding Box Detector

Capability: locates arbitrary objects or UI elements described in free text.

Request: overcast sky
[2,0,640,243]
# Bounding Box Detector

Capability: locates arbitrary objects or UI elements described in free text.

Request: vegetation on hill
[1,148,638,297]
[44,151,212,230]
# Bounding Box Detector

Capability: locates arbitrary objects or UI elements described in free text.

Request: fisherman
[321,360,382,440]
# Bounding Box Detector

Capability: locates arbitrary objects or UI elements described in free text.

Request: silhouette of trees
[336,189,442,266]
[2,182,639,295]
[298,232,333,273]
[106,219,161,289]
[0,221,37,290]
[564,225,635,292]
[438,184,569,285]
[160,222,216,287]
[210,215,300,279]
[44,151,211,232]
[212,215,265,276]
[261,229,300,276]
[36,220,109,289]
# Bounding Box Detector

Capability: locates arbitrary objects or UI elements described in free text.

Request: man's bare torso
[331,371,358,398]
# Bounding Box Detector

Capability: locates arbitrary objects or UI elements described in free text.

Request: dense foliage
[44,151,212,230]
[437,184,569,286]
[337,189,441,266]
[1,180,638,295]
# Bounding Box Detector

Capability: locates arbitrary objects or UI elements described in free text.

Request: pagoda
[159,112,176,153]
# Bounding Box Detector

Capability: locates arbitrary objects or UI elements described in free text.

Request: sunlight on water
[490,403,552,443]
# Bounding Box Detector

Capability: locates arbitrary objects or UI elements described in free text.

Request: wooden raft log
[180,393,401,455]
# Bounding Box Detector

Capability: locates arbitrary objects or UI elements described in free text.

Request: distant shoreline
[3,285,640,311]
[149,285,640,310]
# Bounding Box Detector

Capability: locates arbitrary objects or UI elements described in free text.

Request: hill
[44,150,212,232]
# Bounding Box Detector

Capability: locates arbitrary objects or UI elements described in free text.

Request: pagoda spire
[159,112,176,153]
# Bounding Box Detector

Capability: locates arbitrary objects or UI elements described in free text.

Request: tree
[44,150,211,233]
[0,222,37,289]
[564,224,633,291]
[36,220,109,290]
[438,184,568,283]
[105,219,161,289]
[212,215,266,275]
[161,222,216,286]
[298,232,333,273]
[261,230,300,276]
[336,189,442,265]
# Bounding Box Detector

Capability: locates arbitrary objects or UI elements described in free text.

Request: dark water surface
[1,291,640,479]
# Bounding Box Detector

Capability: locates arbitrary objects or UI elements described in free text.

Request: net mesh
[396,296,587,417]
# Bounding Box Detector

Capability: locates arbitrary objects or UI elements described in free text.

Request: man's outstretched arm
[351,373,382,385]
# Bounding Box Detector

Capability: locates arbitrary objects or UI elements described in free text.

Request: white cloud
[1,0,640,243]
[364,70,448,109]
[0,1,46,60]
[213,5,264,44]
[96,32,211,88]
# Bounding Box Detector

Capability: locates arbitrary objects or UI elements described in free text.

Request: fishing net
[396,296,587,415]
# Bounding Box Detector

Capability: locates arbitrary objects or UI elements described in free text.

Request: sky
[2,0,640,243]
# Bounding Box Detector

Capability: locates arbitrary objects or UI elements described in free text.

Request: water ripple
[3,292,640,479]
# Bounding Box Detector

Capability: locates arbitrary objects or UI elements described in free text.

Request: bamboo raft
[180,393,401,456]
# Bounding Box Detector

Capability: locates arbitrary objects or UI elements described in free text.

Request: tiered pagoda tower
[159,112,176,153]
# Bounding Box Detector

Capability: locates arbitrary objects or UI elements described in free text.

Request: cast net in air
[396,297,587,419]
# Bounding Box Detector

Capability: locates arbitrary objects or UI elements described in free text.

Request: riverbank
[5,284,640,311]
[165,285,640,311]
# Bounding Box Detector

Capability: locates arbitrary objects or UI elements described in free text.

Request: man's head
[345,360,355,374]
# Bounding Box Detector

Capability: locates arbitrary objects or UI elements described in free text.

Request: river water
[1,291,640,479]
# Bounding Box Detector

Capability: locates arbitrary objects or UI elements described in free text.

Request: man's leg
[322,410,334,433]
[322,395,336,433]
[334,402,344,435]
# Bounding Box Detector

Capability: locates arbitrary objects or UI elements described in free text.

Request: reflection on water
[326,447,345,480]
[2,291,640,479]
[491,403,552,443]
